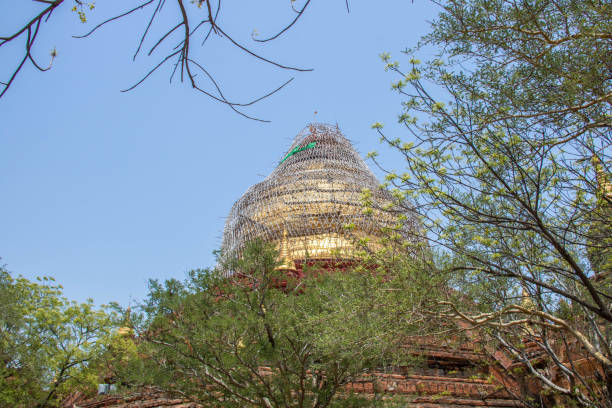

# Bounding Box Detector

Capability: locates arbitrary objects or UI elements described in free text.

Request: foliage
[373,0,611,405]
[0,266,118,407]
[119,240,431,408]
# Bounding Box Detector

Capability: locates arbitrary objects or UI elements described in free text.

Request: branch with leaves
[0,267,119,407]
[371,0,611,405]
[116,240,424,408]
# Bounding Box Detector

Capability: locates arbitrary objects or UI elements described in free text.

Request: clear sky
[1,0,438,306]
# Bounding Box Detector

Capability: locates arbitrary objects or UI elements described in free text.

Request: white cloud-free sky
[1,0,438,306]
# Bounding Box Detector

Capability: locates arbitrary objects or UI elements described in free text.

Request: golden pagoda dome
[221,124,420,272]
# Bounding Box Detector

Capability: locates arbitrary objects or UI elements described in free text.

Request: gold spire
[117,306,134,337]
[520,288,535,311]
[520,287,536,335]
[593,156,612,200]
[220,124,422,271]
[276,229,297,271]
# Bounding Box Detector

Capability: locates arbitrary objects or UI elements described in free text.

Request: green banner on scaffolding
[280,142,316,164]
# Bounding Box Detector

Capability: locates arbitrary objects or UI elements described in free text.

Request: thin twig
[133,0,165,60]
[217,26,312,72]
[73,0,155,39]
[121,50,181,92]
[253,0,312,43]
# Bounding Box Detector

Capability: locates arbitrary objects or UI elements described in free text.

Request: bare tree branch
[252,0,312,43]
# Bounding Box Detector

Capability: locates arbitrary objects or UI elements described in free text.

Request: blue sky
[1,0,438,306]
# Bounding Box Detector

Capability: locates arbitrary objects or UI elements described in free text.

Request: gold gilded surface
[221,124,420,274]
[276,229,297,271]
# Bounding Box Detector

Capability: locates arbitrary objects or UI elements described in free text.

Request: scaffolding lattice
[220,124,420,269]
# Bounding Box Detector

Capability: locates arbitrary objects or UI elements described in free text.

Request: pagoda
[220,123,421,274]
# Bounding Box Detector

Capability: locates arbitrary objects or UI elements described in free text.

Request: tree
[118,240,430,408]
[0,266,118,407]
[372,0,611,405]
[1,0,319,121]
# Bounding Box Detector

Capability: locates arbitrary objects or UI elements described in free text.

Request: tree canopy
[113,240,436,408]
[0,267,119,407]
[373,0,611,405]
